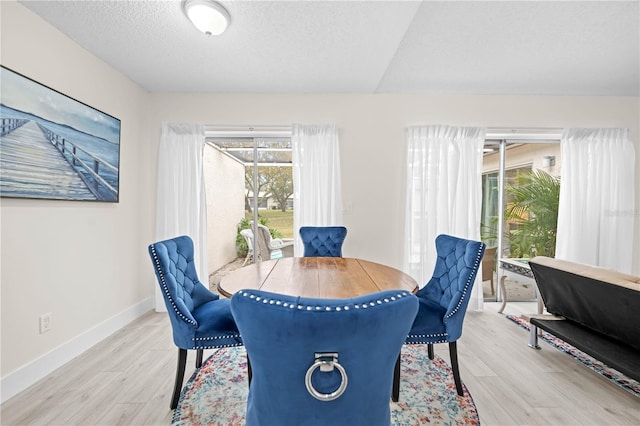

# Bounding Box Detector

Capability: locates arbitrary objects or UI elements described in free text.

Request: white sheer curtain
[155,123,208,311]
[292,123,343,256]
[403,125,486,310]
[556,128,635,274]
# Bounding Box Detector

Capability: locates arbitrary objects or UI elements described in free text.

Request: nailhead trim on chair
[405,332,448,344]
[195,335,242,342]
[444,244,485,320]
[149,244,197,327]
[239,291,412,311]
[192,342,244,349]
[152,243,243,350]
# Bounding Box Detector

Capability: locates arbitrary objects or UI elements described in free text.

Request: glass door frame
[206,126,293,265]
[484,129,561,302]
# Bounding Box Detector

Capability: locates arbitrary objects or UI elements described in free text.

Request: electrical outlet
[39,313,51,334]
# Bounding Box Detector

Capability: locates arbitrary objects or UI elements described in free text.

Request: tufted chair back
[231,289,418,426]
[299,226,348,257]
[149,235,243,409]
[150,236,214,347]
[392,234,485,401]
[395,234,484,400]
[414,234,485,340]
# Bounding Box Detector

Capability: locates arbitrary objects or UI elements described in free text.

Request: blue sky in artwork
[1,67,120,146]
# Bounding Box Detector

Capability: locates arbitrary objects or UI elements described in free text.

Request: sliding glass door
[481,138,561,302]
[207,133,293,266]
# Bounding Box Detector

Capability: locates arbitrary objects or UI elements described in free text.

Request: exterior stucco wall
[204,145,245,276]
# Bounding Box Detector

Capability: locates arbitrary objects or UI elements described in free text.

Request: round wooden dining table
[218,257,419,299]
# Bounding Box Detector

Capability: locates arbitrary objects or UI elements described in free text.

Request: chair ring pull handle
[305,353,348,402]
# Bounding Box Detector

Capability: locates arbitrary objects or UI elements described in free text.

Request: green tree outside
[245,166,293,212]
[504,170,560,258]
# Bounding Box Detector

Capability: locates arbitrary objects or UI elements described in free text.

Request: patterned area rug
[506,315,640,398]
[173,345,480,425]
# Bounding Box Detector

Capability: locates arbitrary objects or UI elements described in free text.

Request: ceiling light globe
[184,0,230,36]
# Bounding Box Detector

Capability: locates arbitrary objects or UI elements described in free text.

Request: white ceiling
[18,0,640,96]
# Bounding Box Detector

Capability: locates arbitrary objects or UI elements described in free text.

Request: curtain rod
[205,125,292,131]
[205,125,292,138]
[485,127,563,141]
[204,125,562,141]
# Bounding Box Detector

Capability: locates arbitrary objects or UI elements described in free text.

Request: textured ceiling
[18,0,640,95]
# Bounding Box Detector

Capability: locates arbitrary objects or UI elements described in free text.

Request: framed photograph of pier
[0,65,121,202]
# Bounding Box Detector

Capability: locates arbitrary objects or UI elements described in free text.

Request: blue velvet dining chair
[231,289,418,426]
[148,235,243,409]
[299,226,348,257]
[393,234,485,400]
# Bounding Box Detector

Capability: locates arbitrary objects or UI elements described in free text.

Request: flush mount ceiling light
[183,0,230,36]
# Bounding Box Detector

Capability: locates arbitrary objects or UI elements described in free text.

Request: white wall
[147,93,640,274]
[0,1,155,401]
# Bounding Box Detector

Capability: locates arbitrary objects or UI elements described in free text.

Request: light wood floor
[2,302,639,425]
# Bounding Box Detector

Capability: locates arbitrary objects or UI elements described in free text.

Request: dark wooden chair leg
[196,348,203,368]
[392,353,401,402]
[427,343,434,360]
[171,349,188,409]
[449,341,464,396]
[247,355,252,386]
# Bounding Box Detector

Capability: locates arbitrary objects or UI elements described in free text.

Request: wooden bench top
[530,256,640,292]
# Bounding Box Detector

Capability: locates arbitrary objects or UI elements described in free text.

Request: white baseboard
[0,297,155,404]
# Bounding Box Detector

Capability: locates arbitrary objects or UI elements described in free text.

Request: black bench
[527,257,640,382]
